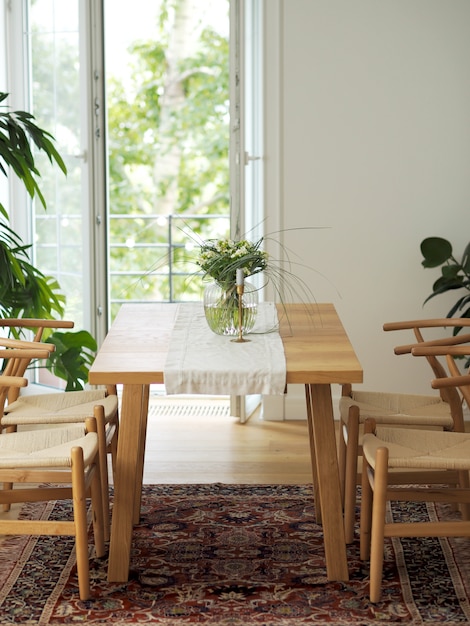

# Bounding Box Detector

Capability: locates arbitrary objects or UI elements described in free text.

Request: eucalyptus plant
[0,91,96,389]
[420,236,470,327]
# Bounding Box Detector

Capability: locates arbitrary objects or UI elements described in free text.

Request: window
[4,0,262,349]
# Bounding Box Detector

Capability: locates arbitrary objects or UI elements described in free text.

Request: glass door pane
[28,0,89,330]
[104,0,230,320]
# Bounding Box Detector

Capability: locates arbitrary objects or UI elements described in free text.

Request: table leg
[133,384,150,523]
[305,385,321,525]
[107,383,149,582]
[307,383,349,581]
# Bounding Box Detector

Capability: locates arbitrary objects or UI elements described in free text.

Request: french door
[5,0,106,344]
[5,0,262,351]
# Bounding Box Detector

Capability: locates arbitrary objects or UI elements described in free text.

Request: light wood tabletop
[89,302,363,582]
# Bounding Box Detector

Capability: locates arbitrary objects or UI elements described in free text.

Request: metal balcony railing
[108,213,230,309]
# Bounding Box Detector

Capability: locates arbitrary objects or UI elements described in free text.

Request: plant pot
[203,280,258,336]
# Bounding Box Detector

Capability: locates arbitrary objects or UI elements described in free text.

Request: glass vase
[203,280,258,336]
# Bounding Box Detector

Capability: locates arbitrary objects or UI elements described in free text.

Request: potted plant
[0,91,96,390]
[420,236,470,327]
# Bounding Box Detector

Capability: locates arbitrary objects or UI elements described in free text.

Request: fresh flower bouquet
[196,237,268,335]
[197,237,268,289]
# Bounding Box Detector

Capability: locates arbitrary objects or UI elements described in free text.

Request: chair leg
[105,384,119,481]
[1,483,13,512]
[94,404,110,542]
[459,469,470,520]
[359,447,373,561]
[338,418,347,502]
[90,461,106,559]
[71,447,91,601]
[1,425,17,512]
[369,446,389,604]
[344,404,360,543]
[109,416,119,481]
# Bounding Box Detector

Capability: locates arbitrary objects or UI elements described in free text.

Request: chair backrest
[383,319,470,432]
[0,318,74,403]
[0,318,74,342]
[412,344,470,426]
[0,340,53,414]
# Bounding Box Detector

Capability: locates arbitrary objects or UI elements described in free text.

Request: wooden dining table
[89,302,363,582]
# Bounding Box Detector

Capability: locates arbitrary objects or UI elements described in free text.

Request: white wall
[264,0,470,404]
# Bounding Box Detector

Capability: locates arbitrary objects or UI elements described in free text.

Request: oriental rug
[1,484,470,625]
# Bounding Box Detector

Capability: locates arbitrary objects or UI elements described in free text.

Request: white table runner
[164,302,286,395]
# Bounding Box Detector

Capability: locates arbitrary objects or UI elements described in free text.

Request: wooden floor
[142,399,469,484]
[142,406,314,485]
[0,401,317,527]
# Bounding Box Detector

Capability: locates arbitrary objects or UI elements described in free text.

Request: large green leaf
[441,264,462,279]
[420,237,453,268]
[45,330,97,391]
[462,242,470,274]
[0,92,67,207]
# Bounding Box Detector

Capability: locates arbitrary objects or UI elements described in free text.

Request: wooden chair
[360,416,470,603]
[339,318,470,544]
[0,321,119,473]
[0,374,105,601]
[0,330,119,540]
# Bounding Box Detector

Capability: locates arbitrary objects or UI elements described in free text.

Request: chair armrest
[0,318,75,343]
[431,373,470,390]
[0,375,28,388]
[413,344,470,414]
[0,319,74,329]
[412,345,470,358]
[383,319,470,332]
[0,338,55,352]
[395,333,470,355]
[0,348,52,360]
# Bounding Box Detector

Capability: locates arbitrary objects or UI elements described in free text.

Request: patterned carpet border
[0,484,470,625]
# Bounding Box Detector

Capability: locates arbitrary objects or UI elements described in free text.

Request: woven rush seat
[0,422,100,465]
[364,425,470,470]
[339,391,454,426]
[360,423,470,604]
[0,420,105,600]
[3,389,118,425]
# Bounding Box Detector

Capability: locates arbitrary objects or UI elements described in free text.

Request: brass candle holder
[231,282,250,343]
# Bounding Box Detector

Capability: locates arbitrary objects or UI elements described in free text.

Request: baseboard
[261,385,341,421]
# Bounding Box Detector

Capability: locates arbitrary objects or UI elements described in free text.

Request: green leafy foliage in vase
[420,236,470,328]
[197,238,268,288]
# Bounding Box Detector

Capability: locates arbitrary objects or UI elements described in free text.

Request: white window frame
[3,0,107,347]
